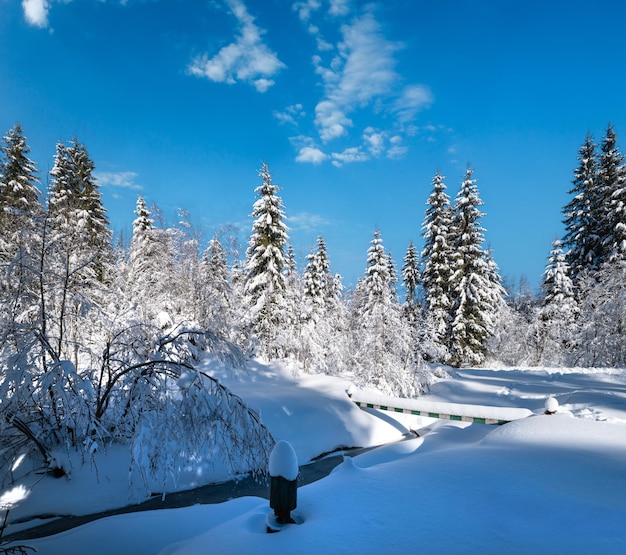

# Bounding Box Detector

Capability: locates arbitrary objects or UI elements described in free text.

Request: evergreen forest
[1,122,626,483]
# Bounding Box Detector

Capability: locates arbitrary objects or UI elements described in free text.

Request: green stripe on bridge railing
[353,400,510,425]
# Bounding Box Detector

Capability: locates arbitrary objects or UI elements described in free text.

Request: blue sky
[2,0,626,290]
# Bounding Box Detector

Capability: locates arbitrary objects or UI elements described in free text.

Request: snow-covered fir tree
[199,233,238,340]
[299,235,345,373]
[243,163,290,358]
[421,171,453,348]
[0,124,43,326]
[127,196,176,322]
[0,124,42,234]
[349,230,419,396]
[573,259,626,367]
[563,133,601,282]
[535,239,578,365]
[448,167,502,367]
[48,138,113,282]
[597,125,626,262]
[278,242,304,364]
[401,241,420,308]
[45,138,113,363]
[302,235,334,315]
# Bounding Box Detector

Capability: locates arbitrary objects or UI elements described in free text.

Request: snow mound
[482,413,626,455]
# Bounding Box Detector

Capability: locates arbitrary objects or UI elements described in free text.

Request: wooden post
[267,440,299,532]
[270,475,297,524]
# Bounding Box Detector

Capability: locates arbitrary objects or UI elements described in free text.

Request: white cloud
[363,127,385,157]
[293,0,321,22]
[189,0,285,92]
[329,0,350,17]
[362,127,408,159]
[296,146,328,164]
[331,146,368,167]
[94,171,142,190]
[22,0,50,27]
[315,100,352,141]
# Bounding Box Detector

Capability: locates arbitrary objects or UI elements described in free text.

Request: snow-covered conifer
[243,163,290,358]
[563,134,601,282]
[48,138,113,282]
[448,167,501,367]
[127,196,176,321]
[421,171,453,346]
[572,260,626,367]
[44,138,113,362]
[401,241,420,308]
[349,230,419,396]
[533,239,579,365]
[535,239,578,365]
[0,124,43,324]
[597,125,626,262]
[0,123,42,233]
[299,235,345,373]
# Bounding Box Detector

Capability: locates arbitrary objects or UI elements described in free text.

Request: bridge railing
[347,387,533,425]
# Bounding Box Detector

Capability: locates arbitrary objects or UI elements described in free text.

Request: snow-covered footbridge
[348,388,533,425]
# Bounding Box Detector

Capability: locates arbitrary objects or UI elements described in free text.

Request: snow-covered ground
[4,362,626,554]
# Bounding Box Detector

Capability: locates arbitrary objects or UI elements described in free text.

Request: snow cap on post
[545,396,559,415]
[269,440,298,480]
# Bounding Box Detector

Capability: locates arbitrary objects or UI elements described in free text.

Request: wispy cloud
[273,103,306,126]
[291,5,433,166]
[94,171,142,190]
[289,211,331,231]
[394,84,433,123]
[310,11,399,143]
[330,146,368,167]
[189,0,285,93]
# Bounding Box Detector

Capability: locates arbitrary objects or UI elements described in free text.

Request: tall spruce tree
[0,124,42,233]
[598,125,626,261]
[421,171,453,346]
[0,124,43,324]
[243,163,290,358]
[563,134,601,281]
[448,167,500,367]
[48,138,113,283]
